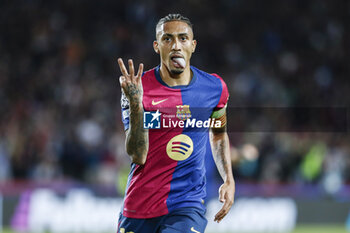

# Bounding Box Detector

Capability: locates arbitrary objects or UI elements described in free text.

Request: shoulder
[140,67,158,90]
[141,67,156,80]
[192,66,229,109]
[191,66,227,89]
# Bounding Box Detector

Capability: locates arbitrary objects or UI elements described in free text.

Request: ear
[153,40,159,54]
[191,40,197,53]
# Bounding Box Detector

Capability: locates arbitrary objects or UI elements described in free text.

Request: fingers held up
[117,58,144,81]
[117,58,144,103]
[118,58,129,78]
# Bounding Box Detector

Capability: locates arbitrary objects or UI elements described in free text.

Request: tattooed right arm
[125,88,148,165]
[118,58,149,165]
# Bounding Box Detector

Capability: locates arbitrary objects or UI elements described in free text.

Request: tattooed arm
[118,58,149,165]
[124,92,149,165]
[210,112,235,223]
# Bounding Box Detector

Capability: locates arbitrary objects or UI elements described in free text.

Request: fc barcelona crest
[176,105,192,120]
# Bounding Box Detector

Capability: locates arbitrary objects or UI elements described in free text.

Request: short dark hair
[156,14,193,37]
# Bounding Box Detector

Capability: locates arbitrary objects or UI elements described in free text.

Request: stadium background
[0,0,349,232]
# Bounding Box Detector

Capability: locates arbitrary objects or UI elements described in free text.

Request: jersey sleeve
[120,90,130,131]
[211,73,229,119]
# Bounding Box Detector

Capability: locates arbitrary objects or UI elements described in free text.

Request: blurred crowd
[0,0,349,195]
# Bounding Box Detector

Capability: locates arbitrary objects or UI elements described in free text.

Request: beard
[170,68,184,75]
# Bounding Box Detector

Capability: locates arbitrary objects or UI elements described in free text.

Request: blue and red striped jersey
[120,66,229,218]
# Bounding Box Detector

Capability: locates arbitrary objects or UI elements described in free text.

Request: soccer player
[117,14,235,233]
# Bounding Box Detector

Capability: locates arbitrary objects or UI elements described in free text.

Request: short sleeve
[120,90,130,131]
[211,73,229,118]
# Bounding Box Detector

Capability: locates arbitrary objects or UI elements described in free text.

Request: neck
[159,63,192,87]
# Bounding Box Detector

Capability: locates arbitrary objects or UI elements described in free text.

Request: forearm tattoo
[126,100,148,162]
[126,83,141,100]
[211,131,232,181]
[121,84,148,163]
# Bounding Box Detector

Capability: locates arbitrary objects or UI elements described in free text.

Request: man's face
[154,21,197,75]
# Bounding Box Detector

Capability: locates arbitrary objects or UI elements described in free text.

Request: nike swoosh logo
[191,227,200,233]
[152,99,168,105]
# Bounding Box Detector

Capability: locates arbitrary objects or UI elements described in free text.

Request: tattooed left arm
[210,113,235,223]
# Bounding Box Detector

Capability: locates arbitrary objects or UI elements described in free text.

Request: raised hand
[118,58,148,165]
[118,58,144,105]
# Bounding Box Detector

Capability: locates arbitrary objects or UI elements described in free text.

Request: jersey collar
[154,66,197,89]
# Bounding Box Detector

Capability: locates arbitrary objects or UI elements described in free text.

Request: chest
[143,87,218,123]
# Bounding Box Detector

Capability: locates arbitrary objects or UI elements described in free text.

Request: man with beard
[118,14,235,233]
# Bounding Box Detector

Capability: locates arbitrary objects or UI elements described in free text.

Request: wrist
[224,176,235,185]
[130,101,143,111]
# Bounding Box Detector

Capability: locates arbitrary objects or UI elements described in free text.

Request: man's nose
[172,39,181,50]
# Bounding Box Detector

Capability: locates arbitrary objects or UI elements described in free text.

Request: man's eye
[181,37,187,41]
[164,37,171,41]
